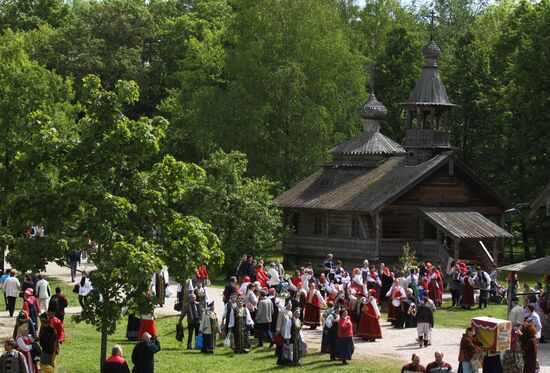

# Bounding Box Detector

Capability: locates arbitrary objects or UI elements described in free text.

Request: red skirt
[303,303,321,326]
[138,319,157,340]
[387,304,399,323]
[429,281,442,306]
[356,313,382,339]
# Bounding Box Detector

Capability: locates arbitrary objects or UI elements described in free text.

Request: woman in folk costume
[150,268,168,306]
[356,290,382,341]
[386,279,406,325]
[320,301,334,353]
[13,311,38,373]
[350,268,364,296]
[379,264,393,311]
[520,322,538,373]
[255,264,269,288]
[291,270,303,290]
[369,266,381,301]
[460,272,475,309]
[275,300,292,365]
[318,273,328,298]
[137,291,157,340]
[13,310,37,340]
[16,333,38,373]
[199,301,220,354]
[282,307,305,367]
[229,297,254,353]
[427,264,442,307]
[335,309,354,365]
[303,282,326,329]
[194,282,210,311]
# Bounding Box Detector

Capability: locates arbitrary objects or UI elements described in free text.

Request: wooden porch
[282,235,445,262]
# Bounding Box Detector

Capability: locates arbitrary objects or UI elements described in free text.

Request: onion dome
[422,40,442,66]
[360,91,388,120]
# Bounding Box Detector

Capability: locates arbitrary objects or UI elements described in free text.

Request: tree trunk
[100,296,109,366]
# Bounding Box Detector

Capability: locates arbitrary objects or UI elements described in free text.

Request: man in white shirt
[525,304,542,339]
[2,271,20,317]
[267,263,280,288]
[35,274,51,312]
[508,297,524,326]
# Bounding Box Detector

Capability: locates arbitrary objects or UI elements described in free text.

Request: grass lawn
[434,300,508,329]
[55,314,401,373]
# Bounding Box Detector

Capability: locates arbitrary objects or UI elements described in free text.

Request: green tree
[0,31,76,271]
[187,150,283,274]
[47,76,222,365]
[166,0,366,188]
[0,0,70,32]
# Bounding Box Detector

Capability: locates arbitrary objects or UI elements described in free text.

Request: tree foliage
[186,150,283,274]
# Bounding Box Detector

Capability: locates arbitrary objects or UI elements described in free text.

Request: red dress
[428,272,442,307]
[255,268,269,288]
[461,276,475,307]
[138,316,156,340]
[356,299,382,340]
[303,290,323,327]
[386,286,404,323]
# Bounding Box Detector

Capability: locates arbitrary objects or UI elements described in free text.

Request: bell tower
[401,13,457,165]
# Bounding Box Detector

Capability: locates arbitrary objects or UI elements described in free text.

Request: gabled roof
[275,153,509,213]
[418,207,512,240]
[331,131,405,156]
[529,182,550,218]
[275,154,449,213]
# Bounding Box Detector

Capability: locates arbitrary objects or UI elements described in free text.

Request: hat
[511,297,519,302]
[268,288,276,296]
[243,276,250,283]
[17,311,28,322]
[24,289,33,297]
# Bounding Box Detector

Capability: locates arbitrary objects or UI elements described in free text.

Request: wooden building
[275,39,512,269]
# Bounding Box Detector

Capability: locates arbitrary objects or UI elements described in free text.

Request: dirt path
[3,262,547,372]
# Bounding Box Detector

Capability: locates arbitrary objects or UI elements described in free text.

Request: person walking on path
[0,270,10,311]
[35,275,51,312]
[416,295,434,348]
[68,249,80,283]
[77,272,92,307]
[22,290,40,330]
[131,332,160,373]
[3,271,20,317]
[49,287,68,323]
[0,338,29,373]
[101,345,130,373]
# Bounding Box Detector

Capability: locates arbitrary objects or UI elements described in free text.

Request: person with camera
[131,332,160,373]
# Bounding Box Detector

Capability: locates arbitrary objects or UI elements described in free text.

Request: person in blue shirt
[0,269,11,311]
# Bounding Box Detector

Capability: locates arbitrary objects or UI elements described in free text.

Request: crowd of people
[0,269,67,373]
[1,250,547,372]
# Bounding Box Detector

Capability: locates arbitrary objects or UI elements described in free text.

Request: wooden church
[275,38,512,269]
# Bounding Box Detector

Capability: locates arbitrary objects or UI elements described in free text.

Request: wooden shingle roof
[331,131,405,156]
[418,206,512,240]
[275,153,450,213]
